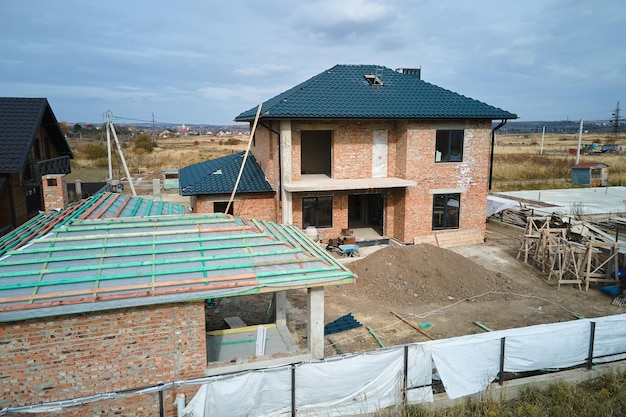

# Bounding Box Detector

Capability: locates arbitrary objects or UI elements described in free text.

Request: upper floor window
[432,193,460,230]
[435,130,464,162]
[301,130,331,176]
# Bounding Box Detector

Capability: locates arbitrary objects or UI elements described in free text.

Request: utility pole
[576,119,583,165]
[612,101,620,138]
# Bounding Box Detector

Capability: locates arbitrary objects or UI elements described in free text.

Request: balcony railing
[34,155,71,180]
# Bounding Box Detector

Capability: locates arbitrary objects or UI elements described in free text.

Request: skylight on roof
[364,74,383,86]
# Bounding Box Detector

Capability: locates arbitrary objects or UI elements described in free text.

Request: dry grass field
[492,132,626,191]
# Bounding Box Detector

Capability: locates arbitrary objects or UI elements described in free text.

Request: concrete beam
[307,286,325,359]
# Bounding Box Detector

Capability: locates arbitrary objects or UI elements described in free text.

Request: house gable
[0,97,73,174]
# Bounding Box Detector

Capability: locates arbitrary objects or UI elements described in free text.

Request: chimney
[42,174,68,211]
[396,67,421,79]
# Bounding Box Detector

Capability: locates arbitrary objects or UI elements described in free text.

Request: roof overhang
[283,175,416,192]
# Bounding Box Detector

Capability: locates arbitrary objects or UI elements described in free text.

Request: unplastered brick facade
[42,173,68,211]
[251,118,493,243]
[194,193,278,221]
[0,302,207,417]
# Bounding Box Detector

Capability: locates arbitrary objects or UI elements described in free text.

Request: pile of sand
[344,244,514,305]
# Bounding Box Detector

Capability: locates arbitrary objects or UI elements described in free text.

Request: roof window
[364,74,383,86]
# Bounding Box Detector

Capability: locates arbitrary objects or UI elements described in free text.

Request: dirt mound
[345,244,514,305]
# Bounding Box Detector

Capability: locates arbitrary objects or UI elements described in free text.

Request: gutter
[488,120,507,191]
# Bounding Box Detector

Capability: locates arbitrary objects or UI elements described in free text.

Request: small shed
[162,168,180,190]
[571,162,608,187]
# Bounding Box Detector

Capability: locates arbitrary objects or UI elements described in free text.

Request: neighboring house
[571,162,609,187]
[179,151,276,219]
[0,203,353,415]
[0,97,73,235]
[232,64,517,245]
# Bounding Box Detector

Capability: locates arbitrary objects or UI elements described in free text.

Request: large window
[435,130,464,162]
[432,193,460,230]
[302,196,333,228]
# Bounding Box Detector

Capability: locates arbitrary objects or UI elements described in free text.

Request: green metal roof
[0,214,353,322]
[235,64,517,121]
[179,151,273,196]
[0,192,187,257]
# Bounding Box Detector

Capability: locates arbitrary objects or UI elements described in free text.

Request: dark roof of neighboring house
[0,97,73,173]
[0,214,354,322]
[235,64,517,122]
[572,162,608,169]
[0,192,187,257]
[179,151,273,196]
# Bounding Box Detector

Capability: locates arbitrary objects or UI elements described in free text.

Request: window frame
[432,193,460,230]
[302,196,333,229]
[435,130,464,163]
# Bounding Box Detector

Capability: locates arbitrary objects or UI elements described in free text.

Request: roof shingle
[235,64,517,121]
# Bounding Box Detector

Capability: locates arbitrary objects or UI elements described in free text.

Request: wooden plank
[390,310,435,340]
[224,316,247,329]
[434,229,483,248]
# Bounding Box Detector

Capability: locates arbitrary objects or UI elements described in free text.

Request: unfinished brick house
[232,64,517,245]
[0,97,73,236]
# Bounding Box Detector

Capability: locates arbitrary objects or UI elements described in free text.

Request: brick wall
[42,173,68,211]
[194,193,278,221]
[0,302,207,417]
[247,118,493,244]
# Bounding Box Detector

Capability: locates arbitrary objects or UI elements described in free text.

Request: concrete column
[307,286,325,359]
[74,179,82,200]
[274,291,287,327]
[280,120,293,225]
[153,178,161,200]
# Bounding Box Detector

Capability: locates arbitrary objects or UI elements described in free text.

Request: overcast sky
[1,1,624,126]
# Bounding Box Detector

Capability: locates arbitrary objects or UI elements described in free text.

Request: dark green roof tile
[235,64,517,121]
[179,151,273,195]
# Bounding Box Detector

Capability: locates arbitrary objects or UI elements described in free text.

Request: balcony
[283,174,416,192]
[35,155,71,180]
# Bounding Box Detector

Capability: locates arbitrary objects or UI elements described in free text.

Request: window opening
[301,131,331,176]
[302,196,333,228]
[214,201,234,216]
[435,130,464,162]
[432,193,460,230]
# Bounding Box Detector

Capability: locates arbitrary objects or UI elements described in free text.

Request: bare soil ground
[207,221,624,357]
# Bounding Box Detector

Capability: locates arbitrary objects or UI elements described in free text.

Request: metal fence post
[587,321,596,370]
[499,337,506,386]
[291,365,296,417]
[403,346,409,406]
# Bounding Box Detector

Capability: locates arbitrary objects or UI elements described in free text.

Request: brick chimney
[42,174,68,211]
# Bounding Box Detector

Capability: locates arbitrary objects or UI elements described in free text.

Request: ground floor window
[432,193,460,230]
[214,201,234,215]
[302,196,332,228]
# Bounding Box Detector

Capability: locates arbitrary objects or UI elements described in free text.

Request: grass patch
[376,371,626,416]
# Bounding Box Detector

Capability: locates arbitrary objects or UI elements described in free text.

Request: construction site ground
[207,220,624,358]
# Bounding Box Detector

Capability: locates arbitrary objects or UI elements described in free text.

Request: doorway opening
[348,193,384,236]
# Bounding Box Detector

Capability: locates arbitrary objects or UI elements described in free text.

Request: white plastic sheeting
[182,369,291,417]
[295,349,404,416]
[429,335,501,399]
[179,314,626,417]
